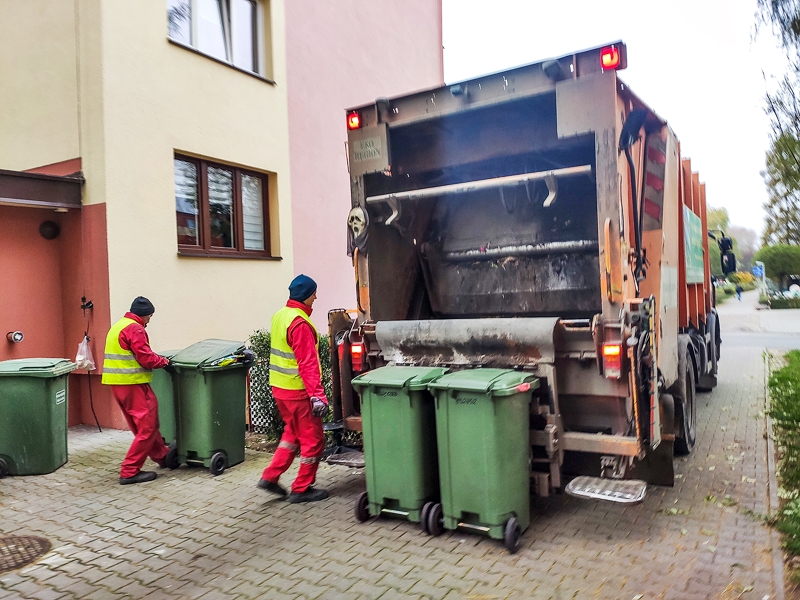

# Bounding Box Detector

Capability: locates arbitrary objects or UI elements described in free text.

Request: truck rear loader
[329,42,733,508]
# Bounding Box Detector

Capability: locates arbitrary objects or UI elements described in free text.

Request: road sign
[753,265,764,278]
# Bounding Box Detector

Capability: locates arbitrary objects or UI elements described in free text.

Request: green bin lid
[0,358,77,378]
[352,365,448,391]
[427,368,538,396]
[171,339,246,369]
[157,349,181,360]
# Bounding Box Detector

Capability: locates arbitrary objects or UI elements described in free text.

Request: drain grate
[0,536,51,574]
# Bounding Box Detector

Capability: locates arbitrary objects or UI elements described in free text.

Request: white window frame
[169,0,265,78]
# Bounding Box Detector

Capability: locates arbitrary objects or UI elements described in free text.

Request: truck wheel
[672,339,697,456]
[0,458,7,479]
[697,313,718,392]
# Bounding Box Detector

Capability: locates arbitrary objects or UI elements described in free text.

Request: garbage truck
[329,42,732,502]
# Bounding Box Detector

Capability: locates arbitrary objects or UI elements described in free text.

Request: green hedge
[247,329,334,440]
[769,351,800,554]
[769,298,800,309]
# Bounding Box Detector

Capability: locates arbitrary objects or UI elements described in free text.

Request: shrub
[728,271,756,284]
[770,298,800,309]
[769,351,800,553]
[247,328,334,440]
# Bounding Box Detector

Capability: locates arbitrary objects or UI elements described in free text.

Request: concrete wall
[95,0,294,349]
[285,0,444,326]
[0,1,81,170]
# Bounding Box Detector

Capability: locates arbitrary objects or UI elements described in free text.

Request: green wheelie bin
[151,349,180,445]
[426,368,538,553]
[0,358,77,477]
[171,339,252,475]
[351,366,447,527]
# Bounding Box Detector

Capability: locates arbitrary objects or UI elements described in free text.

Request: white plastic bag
[76,334,96,371]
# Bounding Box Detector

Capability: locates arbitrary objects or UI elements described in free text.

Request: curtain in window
[231,0,256,71]
[175,159,199,246]
[197,0,228,61]
[208,167,235,248]
[241,174,265,250]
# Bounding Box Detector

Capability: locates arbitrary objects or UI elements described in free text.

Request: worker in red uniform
[102,296,177,485]
[258,275,330,503]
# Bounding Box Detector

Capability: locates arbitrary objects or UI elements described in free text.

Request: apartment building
[0,0,442,428]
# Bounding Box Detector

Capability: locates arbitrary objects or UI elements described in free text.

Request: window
[167,0,260,75]
[174,155,270,257]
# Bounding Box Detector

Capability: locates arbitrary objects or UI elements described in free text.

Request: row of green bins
[0,358,77,477]
[352,366,447,523]
[352,366,537,553]
[170,339,251,476]
[151,349,180,444]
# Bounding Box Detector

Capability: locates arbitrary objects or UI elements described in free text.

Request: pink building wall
[285,1,444,325]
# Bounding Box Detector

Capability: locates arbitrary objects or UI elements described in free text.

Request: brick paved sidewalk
[0,344,781,599]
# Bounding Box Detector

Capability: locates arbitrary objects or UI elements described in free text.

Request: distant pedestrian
[258,275,330,503]
[735,284,743,301]
[102,297,177,485]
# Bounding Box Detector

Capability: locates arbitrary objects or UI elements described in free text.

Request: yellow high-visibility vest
[101,317,153,385]
[269,306,320,390]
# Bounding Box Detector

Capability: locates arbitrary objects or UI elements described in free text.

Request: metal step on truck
[328,42,735,507]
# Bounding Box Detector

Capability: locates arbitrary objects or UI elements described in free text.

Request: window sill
[178,249,282,260]
[168,38,276,85]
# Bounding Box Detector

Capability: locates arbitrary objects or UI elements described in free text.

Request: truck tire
[697,312,718,392]
[672,336,696,456]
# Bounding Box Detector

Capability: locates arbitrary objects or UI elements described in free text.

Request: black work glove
[164,359,176,375]
[310,397,329,418]
[241,349,255,364]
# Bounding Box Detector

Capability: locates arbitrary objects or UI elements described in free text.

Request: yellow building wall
[94,0,294,349]
[0,1,81,170]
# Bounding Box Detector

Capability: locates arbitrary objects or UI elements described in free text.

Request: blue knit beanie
[288,274,317,302]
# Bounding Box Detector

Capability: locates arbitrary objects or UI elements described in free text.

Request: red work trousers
[111,384,169,478]
[262,397,324,493]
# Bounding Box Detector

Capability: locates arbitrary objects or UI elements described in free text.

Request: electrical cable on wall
[78,297,101,432]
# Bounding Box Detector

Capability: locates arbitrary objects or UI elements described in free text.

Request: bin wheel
[165,447,180,470]
[209,452,227,476]
[427,503,444,537]
[504,517,521,554]
[0,458,7,479]
[354,492,370,522]
[420,502,434,534]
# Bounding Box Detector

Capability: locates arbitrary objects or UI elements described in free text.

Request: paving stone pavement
[0,341,782,599]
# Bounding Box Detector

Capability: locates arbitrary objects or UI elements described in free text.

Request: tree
[728,225,759,271]
[763,131,800,244]
[754,244,800,288]
[756,1,800,245]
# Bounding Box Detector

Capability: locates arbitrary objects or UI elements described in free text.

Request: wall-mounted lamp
[6,331,23,343]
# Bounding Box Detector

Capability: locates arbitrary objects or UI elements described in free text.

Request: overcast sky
[442,0,788,236]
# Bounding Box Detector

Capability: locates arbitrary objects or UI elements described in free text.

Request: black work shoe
[257,478,287,497]
[287,487,329,503]
[158,445,179,470]
[119,471,157,485]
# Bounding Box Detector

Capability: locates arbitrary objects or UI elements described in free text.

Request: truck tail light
[602,343,623,378]
[600,46,621,70]
[351,342,364,371]
[347,111,361,130]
